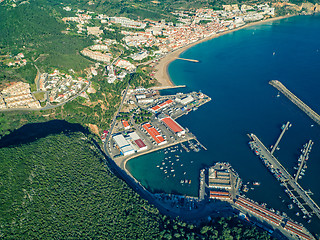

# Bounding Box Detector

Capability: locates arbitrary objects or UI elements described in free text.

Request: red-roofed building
[122,120,130,130]
[134,139,147,151]
[161,116,185,137]
[142,122,167,145]
[149,99,174,113]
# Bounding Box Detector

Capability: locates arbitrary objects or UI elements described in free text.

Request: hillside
[0,130,273,239]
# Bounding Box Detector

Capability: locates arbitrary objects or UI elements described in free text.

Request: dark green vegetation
[133,108,152,124]
[0,131,274,239]
[0,0,93,79]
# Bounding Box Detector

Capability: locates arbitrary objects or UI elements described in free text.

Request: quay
[202,163,315,240]
[199,169,206,200]
[249,133,320,220]
[151,85,186,90]
[295,140,313,182]
[176,57,199,63]
[270,121,290,155]
[269,80,320,125]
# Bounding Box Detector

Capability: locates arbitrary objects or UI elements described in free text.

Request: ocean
[126,15,320,233]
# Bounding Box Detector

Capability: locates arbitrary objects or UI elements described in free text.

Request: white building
[113,134,135,156]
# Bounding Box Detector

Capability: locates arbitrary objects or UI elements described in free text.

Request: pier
[271,121,290,155]
[295,140,313,182]
[194,137,207,150]
[199,169,206,200]
[151,85,186,90]
[249,133,320,220]
[269,80,320,125]
[176,57,199,63]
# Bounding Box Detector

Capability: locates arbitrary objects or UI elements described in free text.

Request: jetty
[269,80,320,125]
[270,121,290,155]
[249,133,320,220]
[151,85,186,90]
[295,140,313,182]
[176,57,199,63]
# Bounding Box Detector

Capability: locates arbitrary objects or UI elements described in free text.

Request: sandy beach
[154,15,293,88]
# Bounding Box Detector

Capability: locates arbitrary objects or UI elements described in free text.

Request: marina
[294,140,313,181]
[125,16,320,235]
[248,127,320,220]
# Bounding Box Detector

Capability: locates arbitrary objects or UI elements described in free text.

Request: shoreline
[154,15,294,88]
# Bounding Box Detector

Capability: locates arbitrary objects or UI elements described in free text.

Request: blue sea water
[127,15,320,233]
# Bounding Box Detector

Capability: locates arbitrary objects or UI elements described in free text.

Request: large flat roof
[161,117,184,133]
[113,134,129,148]
[135,139,146,148]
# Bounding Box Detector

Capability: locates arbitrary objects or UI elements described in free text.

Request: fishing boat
[252,181,260,186]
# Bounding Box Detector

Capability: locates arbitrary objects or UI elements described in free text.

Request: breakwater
[269,80,320,125]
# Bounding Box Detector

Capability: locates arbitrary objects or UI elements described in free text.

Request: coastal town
[0,2,279,111]
[1,0,320,239]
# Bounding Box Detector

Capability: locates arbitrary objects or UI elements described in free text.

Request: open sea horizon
[127,15,320,234]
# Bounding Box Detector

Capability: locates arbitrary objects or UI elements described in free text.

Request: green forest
[0,131,273,239]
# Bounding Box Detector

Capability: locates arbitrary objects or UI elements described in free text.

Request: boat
[180,180,184,184]
[189,180,191,184]
[252,181,260,186]
[185,179,188,184]
[288,204,293,209]
[242,185,249,192]
[171,169,175,172]
[160,167,163,170]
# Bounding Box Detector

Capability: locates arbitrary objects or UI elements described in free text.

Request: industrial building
[149,99,174,113]
[128,132,148,152]
[175,95,194,105]
[158,115,185,137]
[208,166,232,190]
[142,123,167,145]
[113,134,135,156]
[209,191,231,201]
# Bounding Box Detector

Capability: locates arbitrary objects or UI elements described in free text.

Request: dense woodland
[0,131,273,239]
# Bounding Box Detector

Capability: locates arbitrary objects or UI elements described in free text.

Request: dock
[249,133,320,220]
[269,80,320,125]
[151,85,186,90]
[194,137,207,150]
[270,121,290,155]
[199,169,206,200]
[295,140,313,182]
[176,57,199,63]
